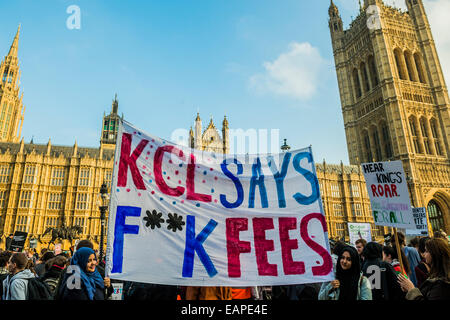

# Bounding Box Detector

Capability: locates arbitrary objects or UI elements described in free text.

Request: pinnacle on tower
[8,24,21,58]
[222,115,229,128]
[112,93,119,114]
[329,0,339,16]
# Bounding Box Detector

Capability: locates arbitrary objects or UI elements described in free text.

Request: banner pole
[393,227,405,276]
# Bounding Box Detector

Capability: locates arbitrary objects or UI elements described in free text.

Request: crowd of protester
[0,230,449,301]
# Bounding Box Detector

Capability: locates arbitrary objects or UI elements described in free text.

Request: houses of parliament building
[0,0,448,252]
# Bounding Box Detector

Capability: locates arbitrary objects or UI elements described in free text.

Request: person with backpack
[361,242,404,300]
[35,251,55,278]
[41,255,68,296]
[318,246,372,300]
[2,252,36,300]
[59,247,108,300]
[0,251,12,300]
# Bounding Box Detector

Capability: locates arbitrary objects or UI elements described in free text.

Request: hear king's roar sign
[361,161,414,229]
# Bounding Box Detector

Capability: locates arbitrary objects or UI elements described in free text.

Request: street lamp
[97,182,109,262]
[281,139,291,153]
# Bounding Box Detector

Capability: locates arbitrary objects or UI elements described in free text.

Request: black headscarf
[336,246,361,301]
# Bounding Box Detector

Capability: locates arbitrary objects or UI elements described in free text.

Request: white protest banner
[361,161,414,229]
[348,223,372,246]
[406,208,429,236]
[105,120,334,286]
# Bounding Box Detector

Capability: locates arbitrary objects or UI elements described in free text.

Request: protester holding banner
[415,237,431,288]
[398,238,450,300]
[54,239,113,300]
[361,242,404,300]
[318,246,372,300]
[2,252,36,300]
[59,247,108,300]
[393,232,420,286]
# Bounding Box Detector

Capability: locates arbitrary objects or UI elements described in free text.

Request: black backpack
[27,277,53,300]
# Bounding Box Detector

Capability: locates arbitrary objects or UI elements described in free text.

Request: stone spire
[7,24,20,59]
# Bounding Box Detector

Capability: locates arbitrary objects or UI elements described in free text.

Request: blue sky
[0,0,448,164]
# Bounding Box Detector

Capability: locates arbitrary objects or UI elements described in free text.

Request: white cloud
[249,42,326,101]
[424,0,450,86]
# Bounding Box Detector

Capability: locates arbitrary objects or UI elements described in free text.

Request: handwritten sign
[105,120,333,286]
[109,283,124,300]
[361,161,414,229]
[348,223,372,246]
[406,208,429,236]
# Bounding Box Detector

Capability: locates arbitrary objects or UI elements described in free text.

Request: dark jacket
[406,278,450,300]
[60,275,105,301]
[41,267,64,296]
[271,285,319,300]
[414,261,430,288]
[362,258,405,300]
[34,263,46,278]
[124,282,178,301]
[54,264,112,300]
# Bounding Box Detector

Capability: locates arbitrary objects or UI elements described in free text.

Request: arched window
[368,55,379,87]
[372,127,382,161]
[394,49,407,80]
[414,53,427,84]
[353,68,362,98]
[381,122,393,158]
[404,50,418,82]
[430,118,443,156]
[427,200,445,232]
[420,117,431,154]
[2,69,9,82]
[409,116,421,153]
[363,131,372,162]
[361,62,370,92]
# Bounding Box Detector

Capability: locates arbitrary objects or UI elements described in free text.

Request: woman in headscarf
[60,247,109,300]
[319,246,372,300]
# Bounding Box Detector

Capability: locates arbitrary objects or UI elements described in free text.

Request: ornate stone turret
[191,113,229,154]
[100,94,122,149]
[0,25,25,143]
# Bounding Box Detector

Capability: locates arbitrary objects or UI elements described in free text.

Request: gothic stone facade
[329,0,450,234]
